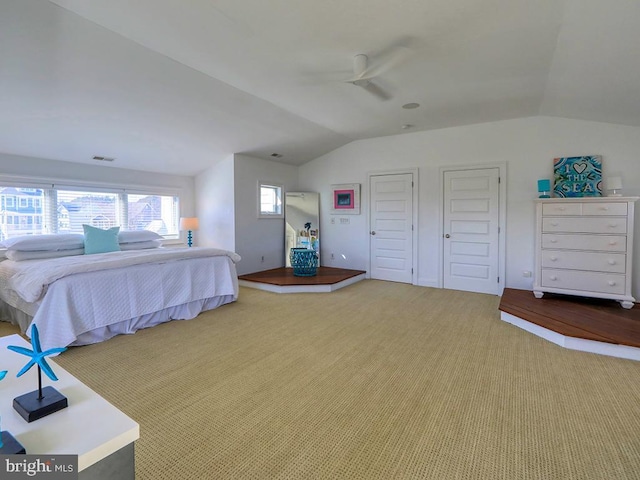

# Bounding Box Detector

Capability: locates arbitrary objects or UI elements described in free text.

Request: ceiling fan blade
[358,80,391,101]
[361,45,412,79]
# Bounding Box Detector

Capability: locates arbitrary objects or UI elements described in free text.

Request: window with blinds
[0,184,179,241]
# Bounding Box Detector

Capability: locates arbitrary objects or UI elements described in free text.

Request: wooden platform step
[499,288,640,348]
[238,267,366,286]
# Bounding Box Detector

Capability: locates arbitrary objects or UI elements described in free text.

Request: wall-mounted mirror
[285,192,320,266]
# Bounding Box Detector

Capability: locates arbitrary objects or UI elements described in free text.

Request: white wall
[195,154,299,275]
[233,155,298,275]
[195,155,235,251]
[299,116,640,298]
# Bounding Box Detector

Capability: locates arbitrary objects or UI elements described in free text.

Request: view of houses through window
[0,186,179,241]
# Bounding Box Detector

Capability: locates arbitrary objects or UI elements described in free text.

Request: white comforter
[9,247,241,302]
[1,247,241,350]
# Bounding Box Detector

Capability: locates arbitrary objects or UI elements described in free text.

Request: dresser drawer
[541,269,626,295]
[582,202,627,216]
[542,217,627,234]
[542,250,626,273]
[541,234,626,252]
[542,203,582,216]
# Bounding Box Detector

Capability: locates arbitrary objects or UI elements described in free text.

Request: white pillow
[6,248,85,261]
[119,240,162,250]
[0,234,85,251]
[118,230,163,244]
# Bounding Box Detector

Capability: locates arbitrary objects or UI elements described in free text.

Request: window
[258,182,283,218]
[0,184,180,242]
[126,193,178,235]
[57,190,119,233]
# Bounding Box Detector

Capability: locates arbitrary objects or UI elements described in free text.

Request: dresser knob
[608,280,616,286]
[550,238,558,243]
[550,256,557,261]
[608,223,618,228]
[551,221,559,226]
[549,275,557,281]
[608,260,616,265]
[600,206,609,211]
[608,241,617,245]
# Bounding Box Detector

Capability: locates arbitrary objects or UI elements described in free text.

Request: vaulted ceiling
[1,0,639,175]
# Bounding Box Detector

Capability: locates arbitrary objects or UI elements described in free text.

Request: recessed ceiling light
[402,103,420,109]
[401,124,414,129]
[270,153,283,158]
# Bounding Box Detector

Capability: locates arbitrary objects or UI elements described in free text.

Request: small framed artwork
[553,155,603,197]
[330,183,360,215]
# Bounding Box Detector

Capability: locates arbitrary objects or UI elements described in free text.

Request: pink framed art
[330,183,360,215]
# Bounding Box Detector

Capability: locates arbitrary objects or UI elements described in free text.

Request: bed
[0,245,241,350]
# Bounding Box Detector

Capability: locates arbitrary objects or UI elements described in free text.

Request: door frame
[367,168,419,285]
[437,162,507,294]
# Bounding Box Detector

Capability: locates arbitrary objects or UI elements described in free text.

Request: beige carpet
[2,281,640,479]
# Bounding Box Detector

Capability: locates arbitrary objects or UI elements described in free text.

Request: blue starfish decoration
[7,325,66,381]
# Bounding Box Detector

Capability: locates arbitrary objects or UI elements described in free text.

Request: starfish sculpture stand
[7,325,68,423]
[0,369,26,454]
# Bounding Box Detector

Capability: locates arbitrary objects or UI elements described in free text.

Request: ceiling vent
[92,155,115,162]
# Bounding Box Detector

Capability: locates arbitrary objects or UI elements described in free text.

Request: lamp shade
[607,176,623,190]
[179,217,199,231]
[537,179,551,193]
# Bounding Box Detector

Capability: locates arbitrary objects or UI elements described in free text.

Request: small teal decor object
[289,247,318,277]
[553,155,603,197]
[537,179,551,198]
[7,325,69,422]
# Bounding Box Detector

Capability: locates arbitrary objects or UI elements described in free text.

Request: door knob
[444,234,450,238]
[370,231,376,235]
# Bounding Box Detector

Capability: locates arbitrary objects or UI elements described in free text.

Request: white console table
[0,334,139,479]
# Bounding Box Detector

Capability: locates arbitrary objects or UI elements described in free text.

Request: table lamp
[537,179,551,198]
[607,176,623,197]
[179,217,199,247]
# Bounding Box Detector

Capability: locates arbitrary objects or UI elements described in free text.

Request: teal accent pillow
[83,225,121,255]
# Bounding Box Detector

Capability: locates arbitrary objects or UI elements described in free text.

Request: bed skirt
[0,295,235,347]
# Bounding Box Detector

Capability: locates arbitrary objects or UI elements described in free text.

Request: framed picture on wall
[330,183,360,215]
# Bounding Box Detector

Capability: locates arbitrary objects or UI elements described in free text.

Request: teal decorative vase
[289,248,318,277]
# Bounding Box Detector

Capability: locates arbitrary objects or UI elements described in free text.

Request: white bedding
[0,247,241,350]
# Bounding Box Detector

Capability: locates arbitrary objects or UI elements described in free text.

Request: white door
[370,173,413,283]
[443,168,500,294]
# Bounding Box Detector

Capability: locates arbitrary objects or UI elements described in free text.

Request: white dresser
[533,197,638,308]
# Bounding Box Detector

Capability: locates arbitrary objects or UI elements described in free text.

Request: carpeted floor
[2,280,639,479]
